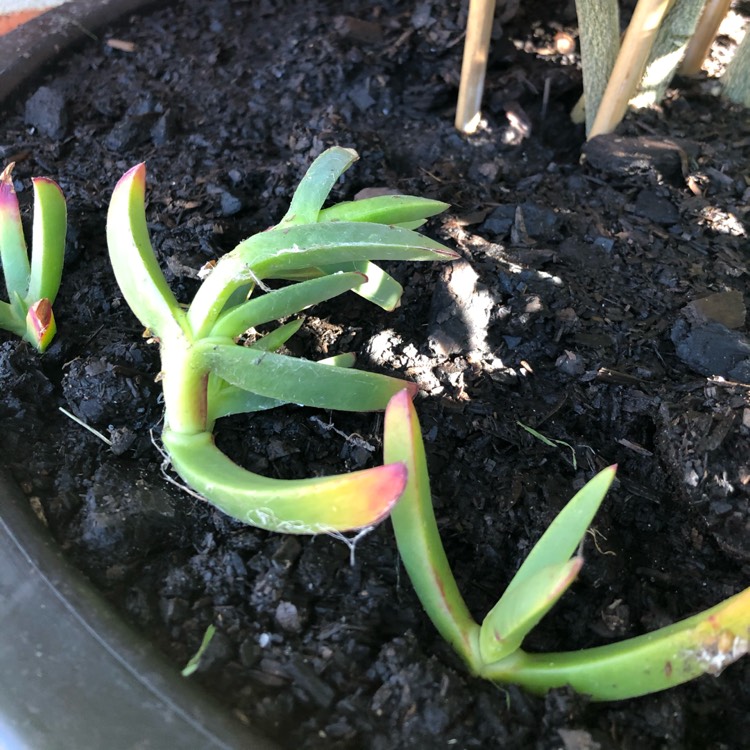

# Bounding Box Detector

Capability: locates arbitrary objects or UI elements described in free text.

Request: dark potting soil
[1,1,749,747]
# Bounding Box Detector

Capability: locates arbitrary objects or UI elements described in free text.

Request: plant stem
[574,0,621,135]
[160,335,210,435]
[722,28,750,106]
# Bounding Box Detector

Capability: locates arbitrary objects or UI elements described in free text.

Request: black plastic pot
[0,4,277,748]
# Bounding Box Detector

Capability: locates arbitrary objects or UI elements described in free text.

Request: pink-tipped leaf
[162,428,406,533]
[0,163,31,298]
[384,389,480,665]
[106,164,185,339]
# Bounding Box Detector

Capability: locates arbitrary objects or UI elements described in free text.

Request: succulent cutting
[106,146,457,533]
[0,163,66,352]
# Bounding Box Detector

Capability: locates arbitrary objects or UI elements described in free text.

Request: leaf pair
[383,391,750,700]
[0,163,66,351]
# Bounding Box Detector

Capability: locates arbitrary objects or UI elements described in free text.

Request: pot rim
[0,0,158,102]
[0,3,277,748]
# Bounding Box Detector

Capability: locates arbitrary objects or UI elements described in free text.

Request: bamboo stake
[588,0,676,139]
[630,0,706,108]
[679,0,732,76]
[455,0,496,133]
[574,0,621,134]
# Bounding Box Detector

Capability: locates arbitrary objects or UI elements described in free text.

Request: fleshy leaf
[315,261,403,310]
[0,163,31,298]
[318,194,449,226]
[384,390,481,666]
[106,163,186,339]
[245,318,304,352]
[320,352,355,368]
[26,176,66,305]
[278,147,358,226]
[235,221,458,277]
[210,271,365,339]
[198,342,417,412]
[208,351,357,422]
[208,388,286,421]
[0,300,20,336]
[479,557,583,663]
[189,207,456,337]
[503,466,616,597]
[162,428,406,533]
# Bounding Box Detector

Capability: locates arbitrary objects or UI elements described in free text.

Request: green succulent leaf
[189,221,456,335]
[236,221,458,278]
[503,466,616,596]
[315,261,404,310]
[106,163,186,339]
[384,390,481,667]
[208,351,356,422]
[26,176,66,305]
[161,427,407,534]
[246,318,304,352]
[198,341,417,413]
[208,388,286,421]
[479,557,583,663]
[318,194,449,226]
[278,147,358,226]
[210,271,365,339]
[0,163,31,299]
[320,352,356,367]
[263,261,404,310]
[477,467,615,664]
[0,300,21,337]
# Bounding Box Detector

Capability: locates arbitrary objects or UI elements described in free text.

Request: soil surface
[1,1,749,748]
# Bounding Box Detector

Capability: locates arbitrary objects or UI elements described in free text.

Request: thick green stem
[160,334,213,435]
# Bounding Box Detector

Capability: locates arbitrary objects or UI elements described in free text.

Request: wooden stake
[679,0,732,76]
[588,0,676,139]
[455,0,496,134]
[630,0,706,108]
